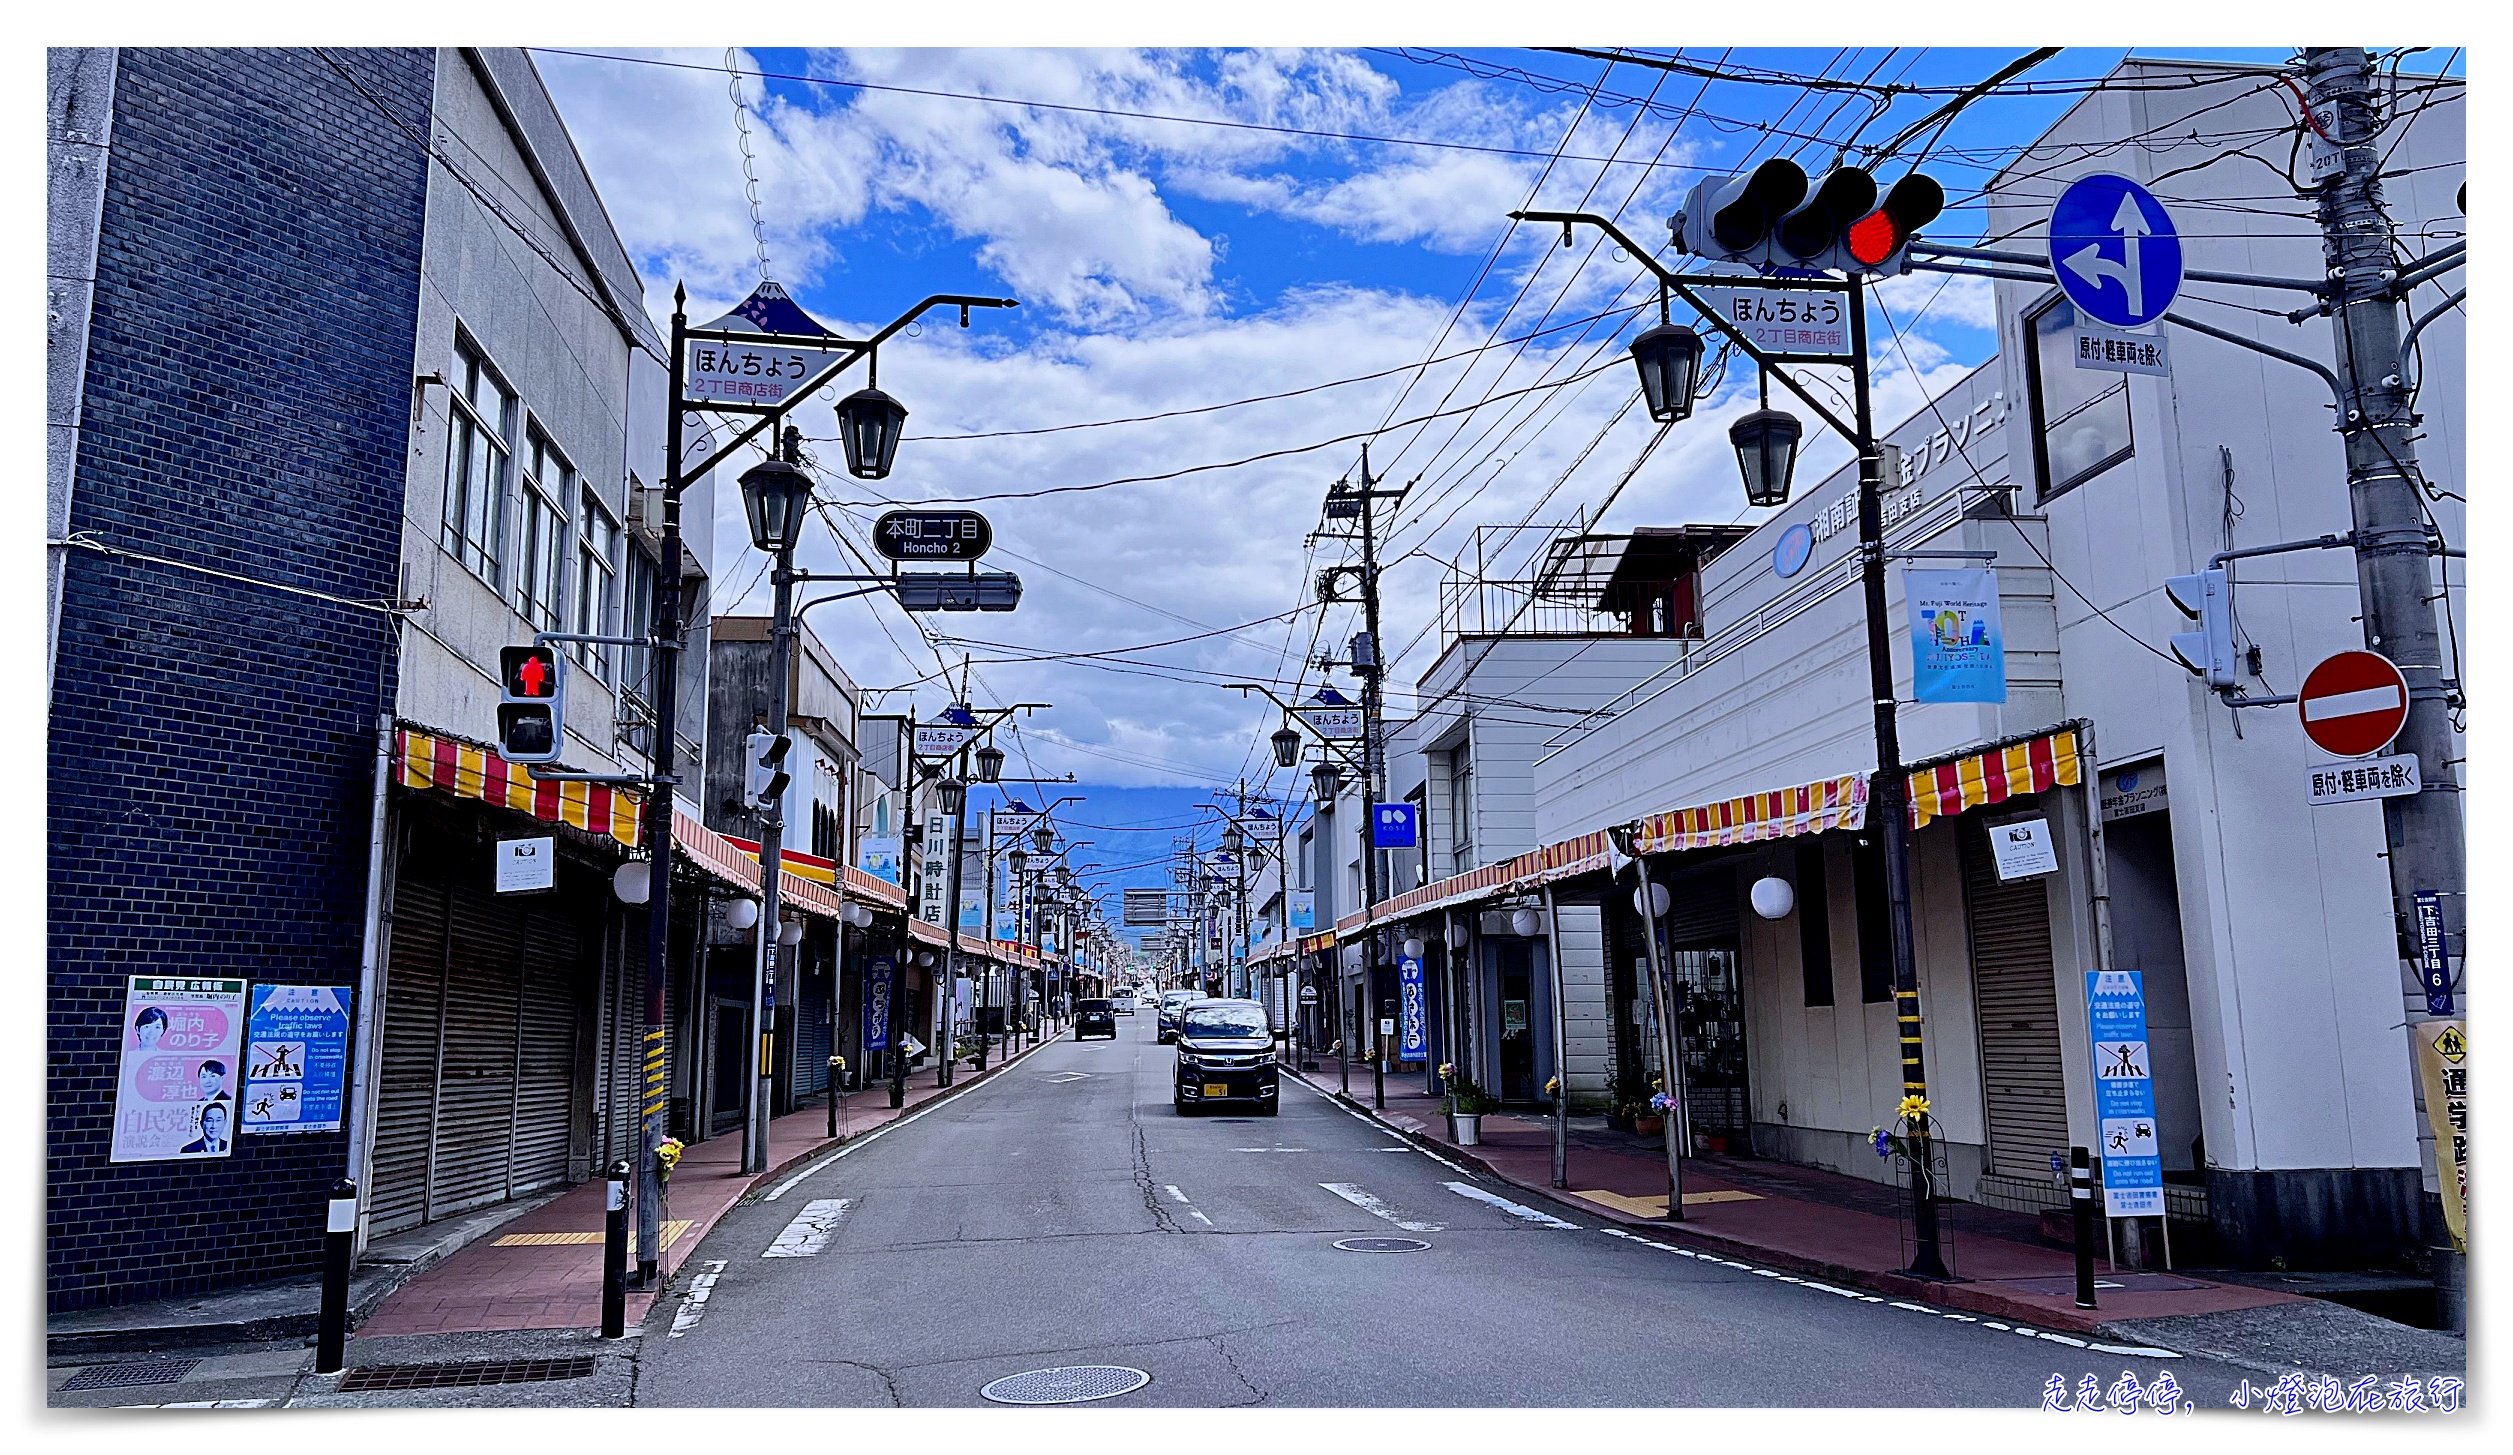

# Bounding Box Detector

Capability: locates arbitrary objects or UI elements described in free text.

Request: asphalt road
[633,1013,2256,1409]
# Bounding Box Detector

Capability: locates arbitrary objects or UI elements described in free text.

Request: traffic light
[1775,166,1876,264]
[2165,568,2236,688]
[1838,171,1945,275]
[497,644,564,763]
[1673,160,1943,276]
[746,728,791,808]
[892,571,1022,612]
[1673,158,1806,264]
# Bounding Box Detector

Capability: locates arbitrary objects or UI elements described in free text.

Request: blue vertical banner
[241,984,353,1135]
[2085,971,2165,1217]
[2416,890,2453,1015]
[865,957,896,1052]
[1906,568,2008,704]
[1397,956,1428,1060]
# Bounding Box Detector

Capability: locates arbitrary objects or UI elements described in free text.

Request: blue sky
[533,43,2460,941]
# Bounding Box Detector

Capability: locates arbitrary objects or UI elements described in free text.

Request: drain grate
[979,1365,1151,1405]
[1334,1236,1431,1252]
[337,1356,597,1392]
[60,1359,200,1391]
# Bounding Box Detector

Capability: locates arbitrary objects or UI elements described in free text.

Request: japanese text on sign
[1693,286,1852,358]
[2085,971,2164,1217]
[683,341,841,407]
[2072,326,2171,377]
[2305,754,2419,806]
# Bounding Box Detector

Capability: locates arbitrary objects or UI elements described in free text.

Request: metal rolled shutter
[1661,865,1739,947]
[1961,813,2070,1177]
[511,901,582,1197]
[371,874,449,1237]
[601,925,644,1170]
[795,943,831,1097]
[429,885,523,1219]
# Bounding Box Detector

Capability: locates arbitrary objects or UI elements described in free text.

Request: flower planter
[1633,1115,1664,1139]
[1448,1112,1483,1146]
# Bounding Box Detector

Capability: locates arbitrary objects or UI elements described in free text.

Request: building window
[516,425,570,633]
[1796,840,1833,1007]
[444,336,515,585]
[1852,835,1894,1004]
[1448,752,1473,867]
[573,489,620,682]
[617,543,658,756]
[2026,294,2134,501]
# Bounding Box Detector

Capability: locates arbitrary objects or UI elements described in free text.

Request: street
[634,1015,2242,1408]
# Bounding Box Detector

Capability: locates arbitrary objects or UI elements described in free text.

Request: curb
[1297,1072,2127,1338]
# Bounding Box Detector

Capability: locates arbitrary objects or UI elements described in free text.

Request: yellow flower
[1895,1094,1931,1123]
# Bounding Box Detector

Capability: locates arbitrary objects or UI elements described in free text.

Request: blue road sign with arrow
[2049,173,2182,329]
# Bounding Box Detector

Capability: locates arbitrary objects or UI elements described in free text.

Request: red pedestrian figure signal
[498,644,566,764]
[504,645,558,699]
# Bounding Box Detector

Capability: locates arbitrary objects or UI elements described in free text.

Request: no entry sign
[2298,650,2409,757]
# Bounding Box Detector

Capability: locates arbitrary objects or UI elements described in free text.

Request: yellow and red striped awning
[722,836,839,887]
[1634,773,1869,854]
[397,728,641,848]
[1906,727,2081,828]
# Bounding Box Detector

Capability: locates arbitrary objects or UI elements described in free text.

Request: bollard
[601,1160,630,1339]
[316,1178,358,1374]
[827,1055,842,1139]
[2070,1146,2097,1309]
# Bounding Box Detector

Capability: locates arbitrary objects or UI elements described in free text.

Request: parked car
[1173,999,1278,1115]
[1112,992,1136,1015]
[1157,989,1200,1044]
[1075,998,1117,1040]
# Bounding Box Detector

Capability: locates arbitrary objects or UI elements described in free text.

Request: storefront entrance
[1496,940,1536,1102]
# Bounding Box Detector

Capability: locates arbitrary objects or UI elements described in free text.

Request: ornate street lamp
[737,457,815,554]
[833,386,909,480]
[1033,824,1055,853]
[1311,761,1342,805]
[1007,845,1028,878]
[1628,322,1705,424]
[1222,822,1244,855]
[974,742,1005,784]
[1271,724,1303,769]
[938,776,967,817]
[1730,408,1805,507]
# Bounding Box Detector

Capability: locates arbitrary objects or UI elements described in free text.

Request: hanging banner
[858,836,903,888]
[111,976,247,1163]
[241,984,353,1135]
[2085,971,2165,1218]
[1397,956,1428,1060]
[864,957,896,1052]
[2413,1020,2468,1250]
[1906,568,2007,704]
[1288,892,1316,932]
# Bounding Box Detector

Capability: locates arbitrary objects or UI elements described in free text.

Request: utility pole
[635,286,692,1286]
[2304,47,2466,1329]
[742,425,806,1176]
[1339,444,1403,1112]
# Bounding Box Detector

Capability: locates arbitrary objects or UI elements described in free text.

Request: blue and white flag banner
[1907,568,2008,704]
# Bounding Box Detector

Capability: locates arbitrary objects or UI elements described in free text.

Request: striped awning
[1633,773,1868,854]
[1343,828,1616,935]
[673,808,763,893]
[397,727,640,848]
[722,836,839,886]
[1907,726,2081,828]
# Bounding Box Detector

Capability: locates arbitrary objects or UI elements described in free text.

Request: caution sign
[2413,1020,2468,1250]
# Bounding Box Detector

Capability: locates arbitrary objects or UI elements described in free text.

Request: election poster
[111,976,248,1163]
[241,984,354,1135]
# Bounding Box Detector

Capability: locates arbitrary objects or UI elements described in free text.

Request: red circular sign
[2297,650,2409,757]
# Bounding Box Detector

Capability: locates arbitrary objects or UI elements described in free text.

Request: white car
[1112,993,1136,1015]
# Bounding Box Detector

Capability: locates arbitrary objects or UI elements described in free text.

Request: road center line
[1441,1180,1580,1228]
[1319,1182,1443,1232]
[762,1198,852,1257]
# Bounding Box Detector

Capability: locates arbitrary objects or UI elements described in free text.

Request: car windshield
[1181,1005,1270,1039]
[1163,992,1194,1007]
[1079,1000,1111,1013]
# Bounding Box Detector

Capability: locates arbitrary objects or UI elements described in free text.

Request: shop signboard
[241,984,353,1135]
[111,976,247,1163]
[1397,957,1428,1060]
[2085,971,2165,1218]
[1906,568,2007,703]
[1288,892,1315,932]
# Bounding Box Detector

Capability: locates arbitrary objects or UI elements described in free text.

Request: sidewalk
[1293,1063,2300,1338]
[352,1031,1057,1338]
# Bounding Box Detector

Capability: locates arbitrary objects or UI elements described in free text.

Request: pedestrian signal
[498,644,565,763]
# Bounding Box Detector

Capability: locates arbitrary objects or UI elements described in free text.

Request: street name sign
[2050,173,2182,329]
[2297,650,2409,757]
[2306,753,2419,807]
[873,510,993,562]
[684,338,842,408]
[1689,284,1853,361]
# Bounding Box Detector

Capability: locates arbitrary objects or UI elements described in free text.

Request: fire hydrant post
[601,1160,630,1338]
[316,1178,357,1374]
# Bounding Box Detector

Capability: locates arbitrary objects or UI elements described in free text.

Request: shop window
[2026,294,2134,502]
[443,334,514,586]
[516,425,570,633]
[1852,835,1893,1003]
[572,489,619,682]
[1796,840,1833,1007]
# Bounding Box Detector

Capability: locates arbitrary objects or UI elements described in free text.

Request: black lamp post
[833,386,908,480]
[1730,408,1805,507]
[738,457,815,554]
[1033,824,1055,853]
[938,776,967,817]
[1628,322,1705,424]
[974,743,1005,784]
[1311,761,1342,804]
[1271,724,1303,769]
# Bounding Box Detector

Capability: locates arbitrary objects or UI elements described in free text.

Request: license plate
[1203,1083,1229,1098]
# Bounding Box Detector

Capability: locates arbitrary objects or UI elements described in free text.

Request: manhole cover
[979,1365,1151,1405]
[59,1359,200,1391]
[337,1356,597,1392]
[1334,1237,1431,1252]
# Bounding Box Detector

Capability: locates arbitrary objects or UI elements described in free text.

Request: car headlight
[1175,1051,1199,1068]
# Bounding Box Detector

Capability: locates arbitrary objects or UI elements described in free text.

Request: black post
[601,1160,630,1338]
[2070,1147,2098,1308]
[315,1178,357,1374]
[827,1055,841,1139]
[637,288,689,1288]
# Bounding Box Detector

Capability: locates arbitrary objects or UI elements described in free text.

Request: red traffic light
[1845,172,1946,270]
[501,645,559,700]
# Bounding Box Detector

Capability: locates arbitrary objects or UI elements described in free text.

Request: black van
[1173,999,1277,1115]
[1075,998,1117,1040]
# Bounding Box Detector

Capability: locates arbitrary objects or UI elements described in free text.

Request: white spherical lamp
[1401,937,1425,960]
[1510,907,1544,938]
[1633,882,1671,918]
[723,897,761,932]
[778,918,806,947]
[1447,921,1471,949]
[1750,876,1797,921]
[611,860,650,905]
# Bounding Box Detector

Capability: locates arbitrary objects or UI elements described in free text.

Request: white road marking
[1163,1184,1191,1203]
[1591,1227,2181,1357]
[762,1198,852,1257]
[764,1087,957,1200]
[1189,1210,1214,1226]
[124,1400,274,1409]
[669,1259,729,1337]
[1442,1181,1580,1228]
[1319,1182,1443,1232]
[1231,1147,1311,1153]
[1283,1075,1479,1175]
[1043,1072,1090,1083]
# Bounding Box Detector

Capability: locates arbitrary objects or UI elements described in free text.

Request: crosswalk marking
[669,1259,729,1337]
[1319,1182,1443,1232]
[1441,1181,1579,1228]
[763,1198,853,1257]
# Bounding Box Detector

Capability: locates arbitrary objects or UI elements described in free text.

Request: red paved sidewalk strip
[1291,1065,2298,1336]
[358,1035,1058,1337]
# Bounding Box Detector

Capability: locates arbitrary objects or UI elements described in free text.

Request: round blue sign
[1772,523,1814,579]
[2049,173,2182,329]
